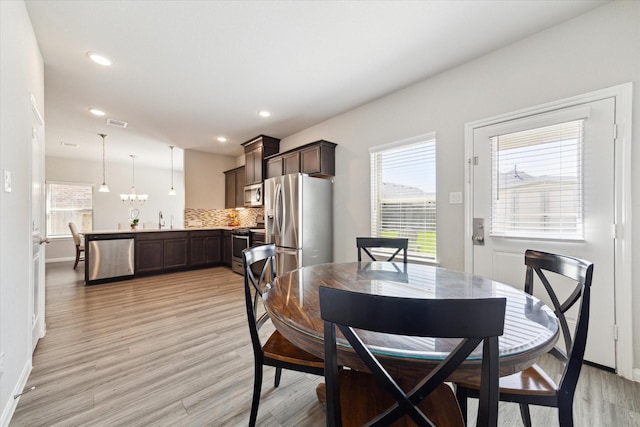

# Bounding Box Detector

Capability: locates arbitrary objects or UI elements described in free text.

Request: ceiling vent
[106,118,128,128]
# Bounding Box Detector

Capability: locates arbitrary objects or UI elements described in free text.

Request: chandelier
[120,154,148,203]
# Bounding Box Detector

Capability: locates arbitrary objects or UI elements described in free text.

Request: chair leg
[558,401,574,427]
[455,385,468,425]
[73,248,80,270]
[249,363,263,427]
[274,367,282,387]
[519,403,532,427]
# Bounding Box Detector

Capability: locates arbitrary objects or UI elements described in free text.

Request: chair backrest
[68,222,82,246]
[356,237,408,263]
[320,286,506,427]
[243,244,277,357]
[523,249,593,398]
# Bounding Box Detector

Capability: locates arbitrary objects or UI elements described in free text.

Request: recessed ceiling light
[60,141,79,148]
[217,136,227,142]
[89,108,106,116]
[258,110,271,118]
[87,52,112,66]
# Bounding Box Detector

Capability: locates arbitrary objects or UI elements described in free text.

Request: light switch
[4,169,11,193]
[449,191,463,204]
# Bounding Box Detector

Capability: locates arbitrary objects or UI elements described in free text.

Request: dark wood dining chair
[320,286,506,427]
[242,244,324,427]
[356,237,408,263]
[68,222,85,270]
[456,249,594,427]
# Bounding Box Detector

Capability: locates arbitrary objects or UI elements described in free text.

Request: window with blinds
[370,133,436,261]
[46,182,93,237]
[490,119,584,240]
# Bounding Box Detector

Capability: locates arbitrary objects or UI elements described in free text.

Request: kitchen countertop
[84,226,256,235]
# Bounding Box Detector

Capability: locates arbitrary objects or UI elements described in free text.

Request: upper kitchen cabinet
[241,135,280,186]
[224,166,245,208]
[266,140,337,179]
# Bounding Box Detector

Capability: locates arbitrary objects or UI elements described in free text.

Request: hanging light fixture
[168,145,176,196]
[120,154,148,203]
[98,133,110,192]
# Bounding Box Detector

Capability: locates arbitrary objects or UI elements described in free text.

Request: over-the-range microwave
[244,183,263,207]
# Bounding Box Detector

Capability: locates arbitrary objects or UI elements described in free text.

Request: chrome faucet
[158,211,164,229]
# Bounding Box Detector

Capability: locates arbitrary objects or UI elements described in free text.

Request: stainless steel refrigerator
[265,173,333,273]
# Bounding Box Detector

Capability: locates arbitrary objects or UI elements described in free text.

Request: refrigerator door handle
[275,182,283,236]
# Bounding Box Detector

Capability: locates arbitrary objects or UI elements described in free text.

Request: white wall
[0,1,44,424]
[184,149,237,209]
[280,2,640,372]
[45,156,185,260]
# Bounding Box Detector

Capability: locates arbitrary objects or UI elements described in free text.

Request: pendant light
[168,145,176,196]
[98,133,110,192]
[120,155,148,203]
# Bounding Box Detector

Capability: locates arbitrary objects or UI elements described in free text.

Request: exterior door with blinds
[471,98,616,369]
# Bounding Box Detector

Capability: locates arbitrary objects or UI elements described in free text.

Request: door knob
[472,218,485,246]
[39,237,51,245]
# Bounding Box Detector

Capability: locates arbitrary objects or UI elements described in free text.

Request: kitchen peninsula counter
[84,228,237,285]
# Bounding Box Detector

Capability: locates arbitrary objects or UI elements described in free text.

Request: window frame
[45,181,94,238]
[369,132,437,263]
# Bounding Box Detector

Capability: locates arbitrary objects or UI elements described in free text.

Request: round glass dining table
[264,261,559,382]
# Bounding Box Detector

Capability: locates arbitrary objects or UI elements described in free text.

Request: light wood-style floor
[10,262,640,426]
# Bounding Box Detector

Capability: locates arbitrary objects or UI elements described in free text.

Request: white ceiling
[25,0,608,169]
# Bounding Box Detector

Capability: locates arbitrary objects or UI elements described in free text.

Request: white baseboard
[45,257,75,264]
[0,359,32,427]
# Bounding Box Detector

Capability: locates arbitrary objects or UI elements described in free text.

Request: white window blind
[490,120,584,240]
[370,134,436,260]
[46,182,93,237]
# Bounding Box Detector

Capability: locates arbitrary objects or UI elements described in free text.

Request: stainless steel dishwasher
[86,233,135,284]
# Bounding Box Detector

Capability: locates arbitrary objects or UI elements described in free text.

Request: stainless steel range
[231,215,267,275]
[231,228,250,275]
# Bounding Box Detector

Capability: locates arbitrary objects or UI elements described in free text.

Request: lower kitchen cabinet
[135,231,190,274]
[96,229,231,281]
[164,237,189,269]
[190,230,222,266]
[136,239,164,273]
[223,230,232,266]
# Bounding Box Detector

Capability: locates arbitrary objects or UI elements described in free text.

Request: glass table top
[264,261,558,361]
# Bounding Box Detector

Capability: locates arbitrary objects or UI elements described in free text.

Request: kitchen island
[84,228,235,285]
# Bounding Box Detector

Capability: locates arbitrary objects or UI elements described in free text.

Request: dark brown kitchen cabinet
[136,239,164,273]
[264,140,337,179]
[224,166,245,208]
[300,141,336,176]
[136,231,189,273]
[241,135,280,186]
[283,151,301,175]
[266,152,299,179]
[164,238,189,269]
[190,230,222,266]
[244,146,262,185]
[266,156,283,179]
[222,230,232,266]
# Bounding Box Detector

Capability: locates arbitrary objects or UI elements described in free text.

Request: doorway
[464,84,633,376]
[30,94,46,352]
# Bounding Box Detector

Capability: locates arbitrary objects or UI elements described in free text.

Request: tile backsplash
[184,207,264,228]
